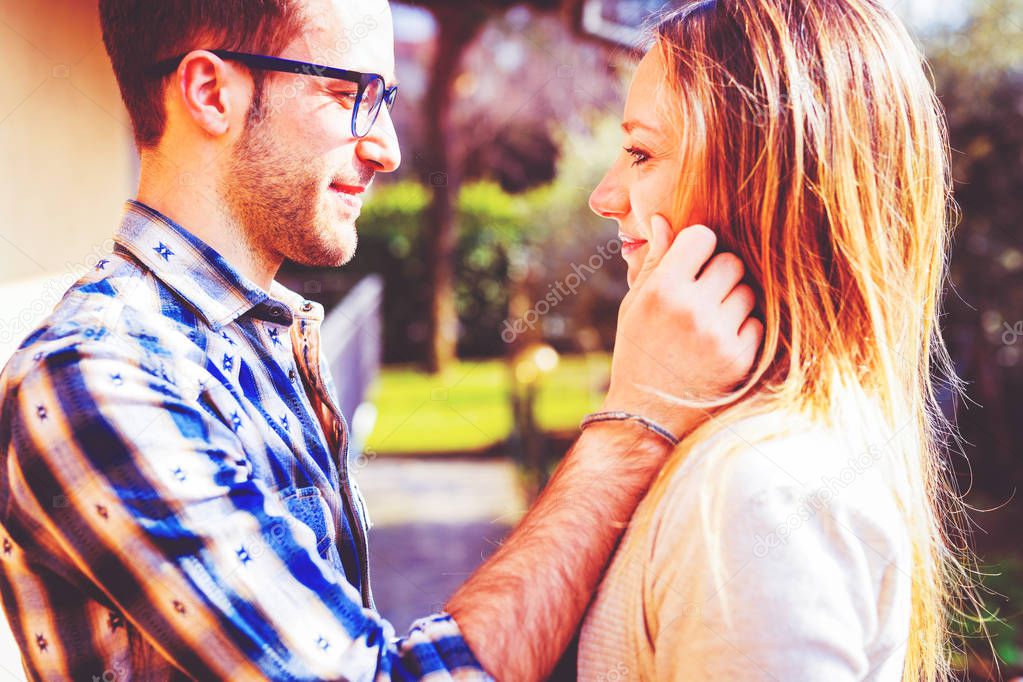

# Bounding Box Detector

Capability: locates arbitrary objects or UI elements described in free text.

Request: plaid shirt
[0,201,486,681]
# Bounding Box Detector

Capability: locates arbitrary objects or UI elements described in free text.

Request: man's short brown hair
[99,0,306,148]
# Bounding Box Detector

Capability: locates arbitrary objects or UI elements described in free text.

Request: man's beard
[221,114,356,271]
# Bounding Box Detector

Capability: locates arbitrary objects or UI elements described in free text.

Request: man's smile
[329,181,365,210]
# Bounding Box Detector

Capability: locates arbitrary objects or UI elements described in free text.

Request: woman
[579,1,974,679]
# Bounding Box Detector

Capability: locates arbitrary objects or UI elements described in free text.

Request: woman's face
[589,49,690,288]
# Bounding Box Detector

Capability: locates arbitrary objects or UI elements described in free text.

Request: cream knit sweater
[579,411,913,681]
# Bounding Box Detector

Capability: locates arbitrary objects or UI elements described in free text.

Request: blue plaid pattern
[0,201,488,680]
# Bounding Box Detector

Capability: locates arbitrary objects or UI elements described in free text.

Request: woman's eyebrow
[621,119,657,134]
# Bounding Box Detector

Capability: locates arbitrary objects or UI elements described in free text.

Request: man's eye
[333,91,358,107]
[624,146,651,166]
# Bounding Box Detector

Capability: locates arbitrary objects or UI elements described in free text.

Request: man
[0,0,761,679]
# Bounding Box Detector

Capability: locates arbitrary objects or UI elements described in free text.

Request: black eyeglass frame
[147,49,398,138]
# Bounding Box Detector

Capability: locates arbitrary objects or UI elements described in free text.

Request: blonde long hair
[646,1,976,679]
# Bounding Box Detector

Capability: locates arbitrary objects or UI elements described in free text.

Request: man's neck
[135,154,281,292]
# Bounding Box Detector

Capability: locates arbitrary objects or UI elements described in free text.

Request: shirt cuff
[397,612,493,680]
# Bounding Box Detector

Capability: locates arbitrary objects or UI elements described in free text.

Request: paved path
[356,456,526,631]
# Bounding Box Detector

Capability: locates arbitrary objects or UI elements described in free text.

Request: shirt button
[301,301,313,312]
[288,368,297,382]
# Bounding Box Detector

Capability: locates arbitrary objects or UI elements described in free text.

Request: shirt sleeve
[6,338,489,681]
[644,437,911,681]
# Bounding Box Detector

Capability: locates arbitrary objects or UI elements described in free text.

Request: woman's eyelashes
[624,145,652,167]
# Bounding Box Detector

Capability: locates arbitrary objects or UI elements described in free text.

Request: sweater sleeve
[645,435,912,681]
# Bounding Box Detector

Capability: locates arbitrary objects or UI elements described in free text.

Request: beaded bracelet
[579,410,680,447]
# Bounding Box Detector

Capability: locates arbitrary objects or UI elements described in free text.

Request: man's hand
[603,215,763,437]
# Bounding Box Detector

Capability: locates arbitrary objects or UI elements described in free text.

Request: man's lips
[330,182,366,195]
[618,232,648,256]
[329,182,365,210]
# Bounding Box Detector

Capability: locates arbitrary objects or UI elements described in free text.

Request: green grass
[365,353,611,454]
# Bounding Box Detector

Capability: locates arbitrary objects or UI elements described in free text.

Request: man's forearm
[445,420,677,680]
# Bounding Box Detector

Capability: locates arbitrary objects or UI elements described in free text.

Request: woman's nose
[589,171,628,220]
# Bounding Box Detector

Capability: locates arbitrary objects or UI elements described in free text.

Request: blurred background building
[1,0,1020,679]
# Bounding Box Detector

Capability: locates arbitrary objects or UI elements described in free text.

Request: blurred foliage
[438,9,622,192]
[353,115,629,364]
[927,1,1023,500]
[512,115,630,349]
[981,560,1023,669]
[350,181,531,362]
[913,2,1023,675]
[951,559,1023,678]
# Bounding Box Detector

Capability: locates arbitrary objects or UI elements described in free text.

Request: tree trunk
[420,9,485,373]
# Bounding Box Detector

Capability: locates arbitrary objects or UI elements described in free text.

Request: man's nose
[356,106,401,173]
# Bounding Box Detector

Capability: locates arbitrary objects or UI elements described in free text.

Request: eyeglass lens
[354,76,385,137]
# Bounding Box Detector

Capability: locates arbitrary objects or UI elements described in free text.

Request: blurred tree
[406,0,613,372]
[342,118,630,363]
[411,3,485,372]
[922,4,1023,672]
[925,0,1023,500]
[452,10,621,191]
[344,180,531,362]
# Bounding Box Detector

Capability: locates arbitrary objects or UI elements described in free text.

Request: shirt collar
[114,200,324,331]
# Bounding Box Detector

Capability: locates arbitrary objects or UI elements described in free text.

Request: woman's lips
[619,232,648,256]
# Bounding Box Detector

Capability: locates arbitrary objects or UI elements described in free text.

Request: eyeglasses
[148,49,398,139]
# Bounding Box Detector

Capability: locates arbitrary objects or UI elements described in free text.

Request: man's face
[223,0,400,269]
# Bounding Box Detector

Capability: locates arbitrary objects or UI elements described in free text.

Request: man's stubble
[222,108,356,270]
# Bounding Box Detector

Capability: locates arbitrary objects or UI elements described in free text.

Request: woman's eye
[624,146,651,166]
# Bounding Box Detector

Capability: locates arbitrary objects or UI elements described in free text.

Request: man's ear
[174,50,251,138]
